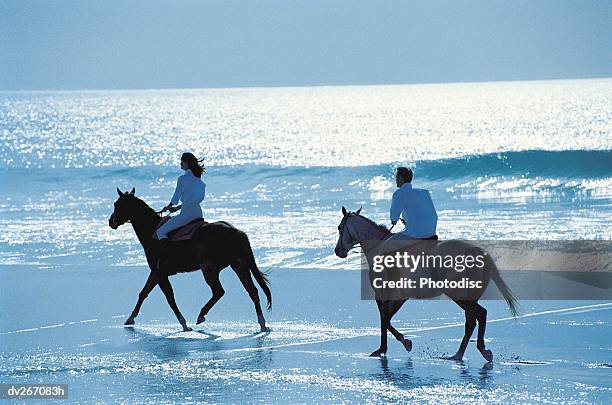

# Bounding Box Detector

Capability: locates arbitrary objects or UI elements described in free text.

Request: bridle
[111,206,166,228]
[110,213,131,226]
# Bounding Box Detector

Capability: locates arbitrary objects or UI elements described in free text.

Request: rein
[349,216,396,256]
[124,209,165,223]
[380,222,396,240]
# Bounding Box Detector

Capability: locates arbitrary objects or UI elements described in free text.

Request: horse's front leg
[157,275,192,332]
[125,272,157,326]
[371,300,390,357]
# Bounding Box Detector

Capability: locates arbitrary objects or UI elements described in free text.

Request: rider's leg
[155,213,196,270]
[154,204,203,270]
[377,232,418,255]
[387,233,417,241]
[156,213,192,240]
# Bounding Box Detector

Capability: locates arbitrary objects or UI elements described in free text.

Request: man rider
[388,167,437,240]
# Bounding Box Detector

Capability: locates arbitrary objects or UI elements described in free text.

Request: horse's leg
[196,265,225,325]
[445,300,476,361]
[370,300,390,357]
[386,300,412,352]
[474,302,493,362]
[157,275,192,332]
[125,272,157,326]
[232,263,268,332]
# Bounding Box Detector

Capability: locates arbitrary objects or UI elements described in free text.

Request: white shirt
[170,169,206,206]
[390,183,437,238]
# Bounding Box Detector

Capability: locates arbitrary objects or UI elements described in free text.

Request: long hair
[181,152,206,178]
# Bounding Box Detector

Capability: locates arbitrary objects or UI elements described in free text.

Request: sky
[1,0,611,90]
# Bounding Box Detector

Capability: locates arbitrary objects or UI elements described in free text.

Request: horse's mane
[354,213,389,234]
[126,194,158,217]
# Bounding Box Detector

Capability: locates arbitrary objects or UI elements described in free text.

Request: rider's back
[391,183,438,238]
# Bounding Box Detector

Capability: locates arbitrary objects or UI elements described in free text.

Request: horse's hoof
[182,326,193,332]
[260,325,270,333]
[370,349,386,357]
[480,349,493,362]
[196,314,206,325]
[443,354,464,361]
[124,318,135,326]
[402,338,413,352]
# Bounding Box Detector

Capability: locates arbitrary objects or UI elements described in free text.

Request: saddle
[152,217,208,242]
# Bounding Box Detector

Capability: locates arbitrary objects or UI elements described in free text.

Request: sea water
[1,79,611,402]
[1,79,610,269]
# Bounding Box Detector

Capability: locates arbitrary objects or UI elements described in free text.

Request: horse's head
[334,206,362,258]
[108,187,137,229]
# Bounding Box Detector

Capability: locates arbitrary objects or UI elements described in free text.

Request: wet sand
[1,264,611,403]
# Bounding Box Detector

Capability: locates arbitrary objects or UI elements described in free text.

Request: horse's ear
[342,206,348,217]
[117,187,123,196]
[129,187,135,195]
[356,206,362,215]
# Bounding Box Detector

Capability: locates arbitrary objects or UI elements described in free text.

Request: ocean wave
[1,149,609,268]
[413,150,612,180]
[203,149,612,181]
[1,149,609,181]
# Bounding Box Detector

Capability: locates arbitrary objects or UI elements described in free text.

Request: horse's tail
[485,252,520,318]
[240,232,272,310]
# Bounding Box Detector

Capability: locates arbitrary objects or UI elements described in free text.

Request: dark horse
[334,207,518,361]
[108,187,272,332]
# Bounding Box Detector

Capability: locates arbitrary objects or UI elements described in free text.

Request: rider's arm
[390,188,405,225]
[162,177,184,212]
[424,191,438,220]
[168,204,182,213]
[169,176,184,206]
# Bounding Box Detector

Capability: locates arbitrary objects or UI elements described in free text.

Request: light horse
[334,207,518,361]
[109,187,271,332]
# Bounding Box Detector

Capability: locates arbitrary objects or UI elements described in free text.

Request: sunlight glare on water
[1,79,610,169]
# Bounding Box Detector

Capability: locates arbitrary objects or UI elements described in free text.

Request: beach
[2,264,611,402]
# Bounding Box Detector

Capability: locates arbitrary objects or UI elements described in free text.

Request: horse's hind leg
[196,266,225,325]
[474,302,493,362]
[446,300,476,361]
[386,300,412,352]
[125,272,157,326]
[232,263,268,332]
[157,275,192,332]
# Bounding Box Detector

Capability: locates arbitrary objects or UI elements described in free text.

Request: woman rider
[155,152,206,270]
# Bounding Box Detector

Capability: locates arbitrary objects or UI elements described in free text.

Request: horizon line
[1,75,610,93]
